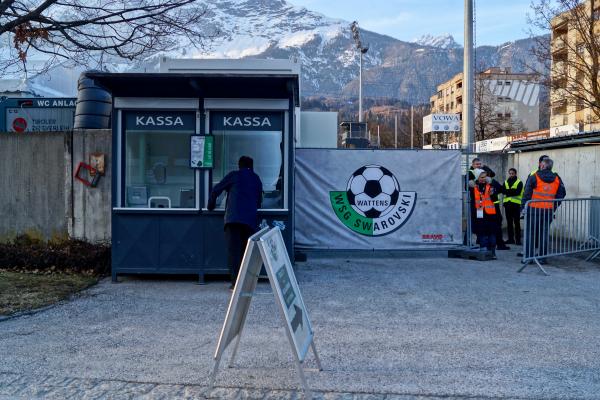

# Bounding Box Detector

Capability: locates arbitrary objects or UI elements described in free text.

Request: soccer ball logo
[346,165,400,218]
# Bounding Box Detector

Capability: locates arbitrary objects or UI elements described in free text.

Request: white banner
[295,149,463,250]
[422,114,461,133]
[550,124,579,137]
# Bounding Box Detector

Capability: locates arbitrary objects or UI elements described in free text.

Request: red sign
[509,129,550,143]
[12,117,27,133]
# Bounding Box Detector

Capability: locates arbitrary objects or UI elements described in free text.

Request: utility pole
[410,106,414,149]
[394,114,398,148]
[464,0,475,249]
[463,0,474,151]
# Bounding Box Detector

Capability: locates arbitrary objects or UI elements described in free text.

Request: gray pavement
[1,248,599,399]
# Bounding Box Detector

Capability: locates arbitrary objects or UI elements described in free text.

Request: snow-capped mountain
[413,34,461,49]
[0,0,545,103]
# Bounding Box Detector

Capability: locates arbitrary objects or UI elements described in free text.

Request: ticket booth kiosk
[86,59,299,282]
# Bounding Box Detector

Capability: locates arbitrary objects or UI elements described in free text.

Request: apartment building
[550,0,600,132]
[428,68,540,139]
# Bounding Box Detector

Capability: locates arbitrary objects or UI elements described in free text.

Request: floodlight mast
[351,21,369,123]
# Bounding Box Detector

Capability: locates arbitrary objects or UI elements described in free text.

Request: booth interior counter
[86,59,300,283]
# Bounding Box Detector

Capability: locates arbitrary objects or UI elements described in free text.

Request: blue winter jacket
[207,168,263,229]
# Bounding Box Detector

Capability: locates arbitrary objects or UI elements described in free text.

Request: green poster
[190,135,214,168]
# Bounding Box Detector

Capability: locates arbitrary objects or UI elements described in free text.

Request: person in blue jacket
[208,156,263,289]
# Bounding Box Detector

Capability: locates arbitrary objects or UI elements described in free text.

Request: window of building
[593,9,600,21]
[124,111,196,208]
[505,81,511,85]
[576,98,585,111]
[438,91,443,99]
[211,111,284,210]
[450,102,454,109]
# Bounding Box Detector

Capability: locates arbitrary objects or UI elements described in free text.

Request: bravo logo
[135,115,184,126]
[329,165,417,237]
[224,116,272,127]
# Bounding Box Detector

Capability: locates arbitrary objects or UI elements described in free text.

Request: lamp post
[351,21,369,123]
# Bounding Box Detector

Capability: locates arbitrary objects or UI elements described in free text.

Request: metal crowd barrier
[519,197,600,275]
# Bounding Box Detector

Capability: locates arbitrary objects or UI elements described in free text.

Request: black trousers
[504,202,522,244]
[494,204,506,246]
[224,223,255,284]
[525,208,552,258]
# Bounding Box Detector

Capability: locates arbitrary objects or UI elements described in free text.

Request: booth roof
[86,72,300,106]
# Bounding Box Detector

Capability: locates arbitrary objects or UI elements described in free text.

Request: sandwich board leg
[310,341,323,371]
[208,356,221,391]
[294,358,313,400]
[228,332,243,368]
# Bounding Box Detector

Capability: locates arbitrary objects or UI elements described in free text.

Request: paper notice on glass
[190,136,214,168]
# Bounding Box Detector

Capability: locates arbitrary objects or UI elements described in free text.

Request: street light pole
[351,21,368,124]
[359,51,363,122]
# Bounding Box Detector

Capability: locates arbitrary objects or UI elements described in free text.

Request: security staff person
[521,158,566,264]
[467,158,496,245]
[503,168,524,245]
[472,169,501,259]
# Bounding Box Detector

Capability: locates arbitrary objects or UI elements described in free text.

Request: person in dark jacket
[208,156,263,288]
[503,168,524,245]
[521,159,566,264]
[472,169,502,259]
[466,158,496,245]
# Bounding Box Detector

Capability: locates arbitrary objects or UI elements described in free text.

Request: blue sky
[288,0,536,46]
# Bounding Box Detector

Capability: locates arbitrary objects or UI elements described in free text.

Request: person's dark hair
[539,155,549,163]
[238,156,253,169]
[472,157,481,164]
[509,168,517,174]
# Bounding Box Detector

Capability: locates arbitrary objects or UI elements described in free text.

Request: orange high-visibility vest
[474,184,497,215]
[531,174,560,209]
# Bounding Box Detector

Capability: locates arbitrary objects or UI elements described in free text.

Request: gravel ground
[1,248,599,399]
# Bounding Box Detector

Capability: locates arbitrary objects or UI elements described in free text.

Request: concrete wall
[479,146,600,199]
[69,130,111,242]
[0,129,111,242]
[0,132,68,240]
[512,147,600,198]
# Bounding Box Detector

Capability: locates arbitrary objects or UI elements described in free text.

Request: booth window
[211,112,284,209]
[123,111,196,208]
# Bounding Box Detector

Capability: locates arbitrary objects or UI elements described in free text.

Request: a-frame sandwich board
[209,227,322,399]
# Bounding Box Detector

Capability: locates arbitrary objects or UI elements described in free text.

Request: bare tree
[0,0,216,74]
[529,0,600,123]
[474,76,526,141]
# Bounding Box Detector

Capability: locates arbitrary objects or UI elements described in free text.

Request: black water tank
[74,71,112,129]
